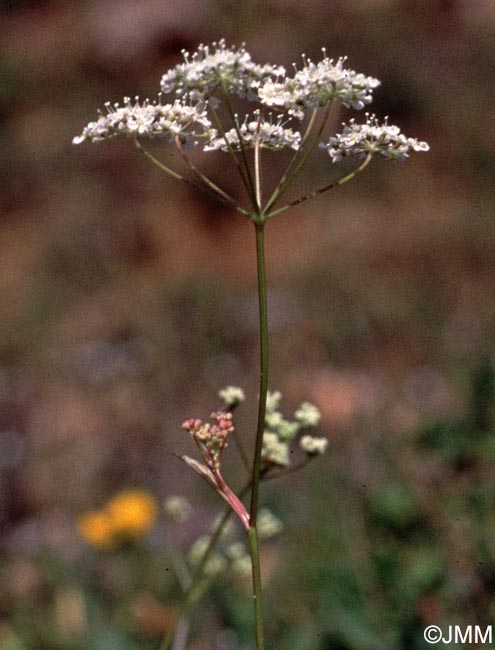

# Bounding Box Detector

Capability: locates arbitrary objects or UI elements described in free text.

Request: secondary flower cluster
[204,111,301,152]
[218,385,246,407]
[325,114,430,162]
[160,39,285,104]
[179,387,327,527]
[73,39,428,162]
[181,407,250,528]
[182,410,234,471]
[73,96,213,146]
[259,53,380,119]
[261,390,328,467]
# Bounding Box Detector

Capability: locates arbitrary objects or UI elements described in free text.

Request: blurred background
[1,0,495,648]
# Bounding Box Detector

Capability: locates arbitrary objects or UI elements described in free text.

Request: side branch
[173,136,249,216]
[134,139,248,216]
[267,153,373,219]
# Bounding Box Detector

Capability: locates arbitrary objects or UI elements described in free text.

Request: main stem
[250,221,269,525]
[247,526,264,650]
[248,219,269,650]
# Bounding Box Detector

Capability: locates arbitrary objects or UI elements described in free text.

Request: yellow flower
[77,489,159,548]
[77,510,115,547]
[106,489,158,537]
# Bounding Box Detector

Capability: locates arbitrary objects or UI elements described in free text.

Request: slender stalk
[173,136,250,216]
[264,103,333,213]
[247,526,265,650]
[169,550,192,592]
[221,83,257,207]
[267,153,373,219]
[250,222,269,525]
[158,504,233,650]
[263,107,318,213]
[158,469,273,650]
[159,452,316,650]
[134,139,247,214]
[263,457,313,481]
[254,139,261,210]
[210,104,252,198]
[134,138,192,183]
[254,113,262,213]
[247,219,269,650]
[231,428,251,473]
[171,619,190,650]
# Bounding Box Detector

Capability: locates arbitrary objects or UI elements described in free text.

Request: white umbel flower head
[259,51,380,119]
[300,435,328,455]
[205,111,301,152]
[160,39,285,104]
[73,96,215,146]
[294,402,321,427]
[218,386,246,407]
[262,431,290,467]
[325,114,430,162]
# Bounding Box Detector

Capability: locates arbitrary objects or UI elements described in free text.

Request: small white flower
[73,96,214,146]
[259,51,380,119]
[211,515,235,541]
[265,410,283,429]
[232,555,252,578]
[160,39,284,103]
[163,495,192,522]
[274,419,300,442]
[325,114,429,162]
[188,536,227,575]
[257,508,284,539]
[226,543,252,577]
[262,431,290,467]
[218,385,245,407]
[265,390,283,412]
[226,542,248,560]
[294,402,321,427]
[299,435,328,455]
[205,112,301,152]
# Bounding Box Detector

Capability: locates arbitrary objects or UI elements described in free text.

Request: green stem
[134,138,245,213]
[134,138,191,182]
[210,104,251,197]
[264,103,333,213]
[221,83,257,207]
[250,222,269,526]
[254,136,262,211]
[263,107,318,213]
[267,153,373,219]
[231,427,251,473]
[158,505,233,650]
[247,526,265,650]
[173,136,250,216]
